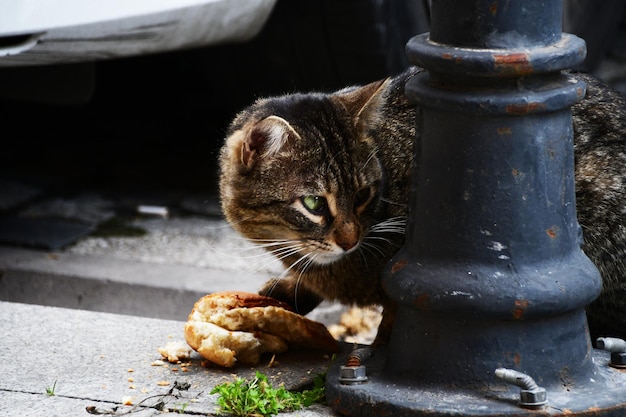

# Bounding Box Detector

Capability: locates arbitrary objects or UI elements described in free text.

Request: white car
[0,1,430,105]
[0,0,277,66]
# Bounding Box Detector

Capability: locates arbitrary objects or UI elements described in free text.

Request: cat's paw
[259,278,324,315]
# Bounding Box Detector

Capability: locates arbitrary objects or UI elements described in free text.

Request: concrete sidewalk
[0,301,343,417]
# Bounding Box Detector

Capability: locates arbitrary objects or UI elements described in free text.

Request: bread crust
[185,291,338,367]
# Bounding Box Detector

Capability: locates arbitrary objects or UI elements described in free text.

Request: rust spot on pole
[506,352,522,366]
[512,299,529,319]
[546,227,558,239]
[442,52,462,63]
[391,258,408,273]
[493,53,533,75]
[505,102,546,115]
[489,2,498,16]
[414,293,430,311]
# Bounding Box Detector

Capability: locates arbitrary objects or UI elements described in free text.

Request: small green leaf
[45,380,57,396]
[210,371,326,417]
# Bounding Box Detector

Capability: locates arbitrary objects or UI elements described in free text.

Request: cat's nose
[334,219,360,251]
[337,239,358,251]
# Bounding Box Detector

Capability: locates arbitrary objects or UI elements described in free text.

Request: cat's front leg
[258,276,324,315]
[372,302,396,346]
[343,303,396,369]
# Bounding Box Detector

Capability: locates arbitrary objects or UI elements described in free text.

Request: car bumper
[0,0,277,66]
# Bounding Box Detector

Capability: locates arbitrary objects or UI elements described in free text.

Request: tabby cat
[219,66,626,343]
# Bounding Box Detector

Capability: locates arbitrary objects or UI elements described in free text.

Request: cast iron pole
[327,1,626,415]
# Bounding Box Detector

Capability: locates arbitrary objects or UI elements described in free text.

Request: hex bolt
[346,346,373,367]
[338,365,368,385]
[495,368,547,408]
[596,337,626,352]
[610,353,626,369]
[596,337,626,368]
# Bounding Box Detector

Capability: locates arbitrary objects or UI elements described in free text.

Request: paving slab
[0,301,343,417]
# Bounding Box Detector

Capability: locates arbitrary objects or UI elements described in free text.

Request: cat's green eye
[354,187,372,208]
[302,195,326,213]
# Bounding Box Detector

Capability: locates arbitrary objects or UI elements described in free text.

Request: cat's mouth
[310,243,360,265]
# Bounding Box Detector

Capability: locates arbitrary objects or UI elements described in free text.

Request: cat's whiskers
[279,250,315,278]
[380,197,404,207]
[263,277,283,299]
[293,253,319,312]
[240,236,294,243]
[271,244,307,263]
[261,250,318,309]
[356,244,374,267]
[222,249,286,278]
[368,217,407,235]
[324,150,342,175]
[361,149,379,171]
[214,237,306,276]
[250,241,306,272]
[359,241,387,258]
[208,237,291,260]
[249,239,300,250]
[354,217,407,266]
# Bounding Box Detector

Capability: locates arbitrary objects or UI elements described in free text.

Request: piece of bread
[157,340,192,363]
[184,291,339,367]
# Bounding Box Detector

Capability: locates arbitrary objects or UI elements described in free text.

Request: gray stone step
[0,301,342,417]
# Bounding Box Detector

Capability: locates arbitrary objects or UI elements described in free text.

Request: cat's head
[219,78,391,266]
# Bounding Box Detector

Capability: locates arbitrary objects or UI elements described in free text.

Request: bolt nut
[519,388,547,408]
[338,365,368,385]
[610,352,626,368]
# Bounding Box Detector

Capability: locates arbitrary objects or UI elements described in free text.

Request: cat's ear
[332,78,389,129]
[240,115,301,168]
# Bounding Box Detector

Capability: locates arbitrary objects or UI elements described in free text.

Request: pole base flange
[326,344,626,417]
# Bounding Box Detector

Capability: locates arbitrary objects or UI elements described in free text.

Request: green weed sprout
[45,380,57,396]
[210,370,325,417]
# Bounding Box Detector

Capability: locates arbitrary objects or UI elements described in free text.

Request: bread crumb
[157,381,170,386]
[158,341,192,363]
[122,396,134,406]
